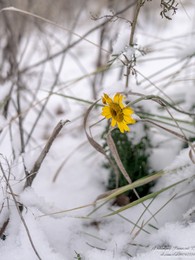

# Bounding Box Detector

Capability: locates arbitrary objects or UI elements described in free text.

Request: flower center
[110,103,124,122]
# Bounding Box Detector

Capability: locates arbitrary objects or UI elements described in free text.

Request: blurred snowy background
[0,0,195,259]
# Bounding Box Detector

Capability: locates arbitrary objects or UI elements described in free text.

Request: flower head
[101,93,136,133]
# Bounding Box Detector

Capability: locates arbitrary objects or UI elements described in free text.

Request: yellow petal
[114,93,124,108]
[124,115,136,124]
[117,123,125,133]
[101,107,112,118]
[117,122,130,133]
[123,123,130,132]
[102,96,107,104]
[111,118,116,127]
[123,107,134,115]
[113,93,119,103]
[118,94,124,108]
[118,124,124,133]
[102,106,110,114]
[102,93,112,104]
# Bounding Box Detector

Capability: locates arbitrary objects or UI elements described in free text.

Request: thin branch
[16,82,25,154]
[25,120,69,187]
[0,161,42,260]
[0,1,137,74]
[0,218,9,239]
[129,0,143,46]
[125,0,143,89]
[24,8,83,147]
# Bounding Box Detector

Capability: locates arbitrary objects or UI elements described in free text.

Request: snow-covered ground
[0,1,195,259]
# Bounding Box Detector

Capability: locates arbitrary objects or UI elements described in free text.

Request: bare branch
[25,120,69,187]
[0,161,42,260]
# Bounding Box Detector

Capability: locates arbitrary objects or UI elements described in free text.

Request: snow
[1,1,195,260]
[112,26,131,55]
[85,249,129,260]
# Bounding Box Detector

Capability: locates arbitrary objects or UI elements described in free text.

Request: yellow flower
[101,93,136,133]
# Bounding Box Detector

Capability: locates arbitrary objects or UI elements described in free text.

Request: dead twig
[1,1,138,74]
[25,120,69,187]
[0,218,9,240]
[0,160,42,260]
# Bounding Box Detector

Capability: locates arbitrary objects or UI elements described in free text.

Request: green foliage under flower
[102,126,154,202]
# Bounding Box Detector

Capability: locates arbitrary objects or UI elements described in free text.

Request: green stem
[137,111,195,125]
